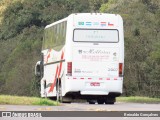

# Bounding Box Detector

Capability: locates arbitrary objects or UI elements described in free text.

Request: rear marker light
[119,63,123,77]
[67,62,72,76]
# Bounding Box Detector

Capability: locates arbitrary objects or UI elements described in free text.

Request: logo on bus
[79,49,110,55]
[78,50,82,54]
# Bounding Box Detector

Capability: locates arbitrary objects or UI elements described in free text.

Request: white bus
[35,13,124,104]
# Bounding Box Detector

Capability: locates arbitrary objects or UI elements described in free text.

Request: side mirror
[35,61,41,77]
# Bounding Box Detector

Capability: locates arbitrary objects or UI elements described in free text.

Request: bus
[35,13,124,104]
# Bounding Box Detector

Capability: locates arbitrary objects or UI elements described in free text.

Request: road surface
[0,102,160,120]
[0,102,160,111]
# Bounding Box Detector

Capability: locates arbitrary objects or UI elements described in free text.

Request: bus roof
[45,13,122,29]
[45,17,68,29]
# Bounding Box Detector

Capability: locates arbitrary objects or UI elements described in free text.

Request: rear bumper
[64,77,123,96]
[65,92,121,100]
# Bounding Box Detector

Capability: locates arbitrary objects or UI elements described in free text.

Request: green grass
[0,95,59,106]
[117,96,160,104]
[1,95,159,105]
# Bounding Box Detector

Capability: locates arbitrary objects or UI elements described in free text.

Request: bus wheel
[104,97,115,104]
[105,101,115,104]
[62,97,72,103]
[88,100,96,104]
[97,99,105,104]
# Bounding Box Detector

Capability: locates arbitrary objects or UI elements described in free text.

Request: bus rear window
[73,29,119,43]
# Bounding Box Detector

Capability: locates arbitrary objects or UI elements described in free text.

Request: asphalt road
[0,102,160,120]
[0,102,160,111]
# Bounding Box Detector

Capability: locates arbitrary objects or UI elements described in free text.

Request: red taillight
[119,63,123,77]
[67,62,72,76]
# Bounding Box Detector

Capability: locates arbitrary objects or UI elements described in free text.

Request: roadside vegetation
[0,95,59,106]
[0,95,159,105]
[0,0,106,97]
[100,0,160,97]
[117,96,160,104]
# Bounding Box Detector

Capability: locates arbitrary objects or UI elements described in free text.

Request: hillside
[0,0,160,97]
[100,0,160,97]
[0,0,105,96]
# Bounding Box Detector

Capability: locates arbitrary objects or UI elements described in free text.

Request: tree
[100,0,160,97]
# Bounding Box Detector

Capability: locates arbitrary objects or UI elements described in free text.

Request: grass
[117,96,160,104]
[0,95,59,106]
[1,95,159,105]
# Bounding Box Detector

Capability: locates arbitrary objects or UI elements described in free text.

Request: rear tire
[61,97,72,103]
[88,100,96,104]
[105,97,115,104]
[97,99,105,104]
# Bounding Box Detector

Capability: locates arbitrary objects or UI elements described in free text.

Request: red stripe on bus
[46,49,52,63]
[58,51,64,78]
[48,66,59,93]
[106,78,110,80]
[48,51,64,93]
[88,78,92,80]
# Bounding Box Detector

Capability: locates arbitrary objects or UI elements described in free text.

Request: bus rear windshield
[73,29,119,43]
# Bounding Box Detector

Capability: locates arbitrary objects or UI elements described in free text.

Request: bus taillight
[119,63,123,77]
[67,62,72,76]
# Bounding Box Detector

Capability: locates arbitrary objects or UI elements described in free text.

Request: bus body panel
[39,13,124,101]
